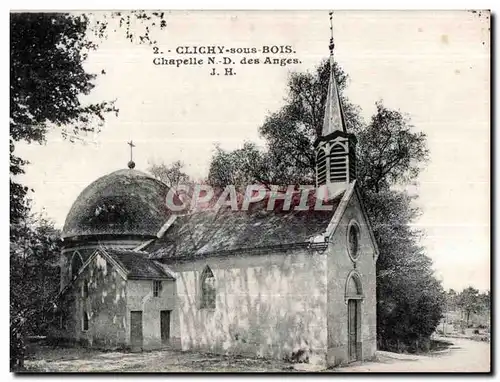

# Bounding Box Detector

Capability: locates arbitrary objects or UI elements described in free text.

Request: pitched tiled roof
[146,189,344,261]
[106,249,175,280]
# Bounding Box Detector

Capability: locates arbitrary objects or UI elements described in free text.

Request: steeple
[322,11,347,136]
[315,12,357,190]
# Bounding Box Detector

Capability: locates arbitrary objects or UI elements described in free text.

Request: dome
[62,169,173,240]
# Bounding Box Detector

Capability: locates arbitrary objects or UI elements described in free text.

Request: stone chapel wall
[170,249,328,362]
[57,251,128,349]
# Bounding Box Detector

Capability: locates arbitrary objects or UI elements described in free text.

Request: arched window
[82,311,89,331]
[346,276,361,296]
[200,266,216,309]
[345,270,364,300]
[71,252,84,279]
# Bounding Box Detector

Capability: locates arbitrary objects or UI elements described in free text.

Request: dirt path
[337,338,490,373]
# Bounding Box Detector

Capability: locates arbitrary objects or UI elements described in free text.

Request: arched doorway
[345,270,363,362]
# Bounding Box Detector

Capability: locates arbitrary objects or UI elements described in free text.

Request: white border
[3,3,496,380]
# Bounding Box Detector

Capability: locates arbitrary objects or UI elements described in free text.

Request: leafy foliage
[10,215,61,369]
[208,143,271,189]
[369,190,444,351]
[148,160,191,189]
[10,13,117,144]
[444,288,490,330]
[357,103,429,193]
[455,287,488,327]
[207,59,443,352]
[86,11,167,45]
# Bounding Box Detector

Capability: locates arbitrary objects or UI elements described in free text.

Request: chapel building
[55,31,379,367]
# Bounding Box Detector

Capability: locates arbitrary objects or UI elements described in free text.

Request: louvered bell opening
[349,149,356,179]
[329,144,347,182]
[316,149,327,185]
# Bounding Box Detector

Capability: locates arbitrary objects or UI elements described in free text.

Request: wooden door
[160,310,171,345]
[130,311,143,351]
[348,299,358,362]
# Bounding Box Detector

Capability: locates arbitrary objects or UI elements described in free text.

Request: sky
[16,10,490,292]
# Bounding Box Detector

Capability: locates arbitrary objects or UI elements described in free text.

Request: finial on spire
[329,11,335,54]
[127,140,136,169]
[321,10,347,136]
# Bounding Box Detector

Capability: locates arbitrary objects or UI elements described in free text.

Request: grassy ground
[22,344,300,373]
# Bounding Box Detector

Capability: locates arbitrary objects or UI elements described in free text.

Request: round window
[348,222,360,260]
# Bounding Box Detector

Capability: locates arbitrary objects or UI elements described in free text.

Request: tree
[369,190,444,351]
[356,102,429,193]
[148,160,191,189]
[479,290,491,311]
[10,214,61,369]
[447,289,458,307]
[457,287,483,327]
[207,59,444,352]
[208,143,271,189]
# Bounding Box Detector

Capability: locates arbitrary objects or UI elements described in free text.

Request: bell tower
[315,12,357,193]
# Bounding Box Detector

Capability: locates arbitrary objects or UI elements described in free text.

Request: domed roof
[62,169,172,239]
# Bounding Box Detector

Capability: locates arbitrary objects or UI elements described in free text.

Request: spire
[315,12,357,190]
[322,11,347,136]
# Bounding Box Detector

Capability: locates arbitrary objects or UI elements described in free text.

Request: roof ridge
[107,248,149,255]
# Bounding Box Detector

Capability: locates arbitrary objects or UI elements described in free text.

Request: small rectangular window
[82,311,89,331]
[58,312,64,329]
[153,280,162,297]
